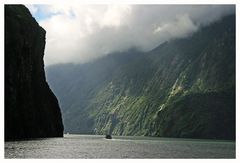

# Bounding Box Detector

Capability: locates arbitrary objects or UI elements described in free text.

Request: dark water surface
[5,134,235,158]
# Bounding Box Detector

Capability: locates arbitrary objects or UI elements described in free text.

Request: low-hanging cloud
[26,5,235,66]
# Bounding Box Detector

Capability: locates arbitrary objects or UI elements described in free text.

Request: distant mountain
[46,14,235,140]
[5,5,63,140]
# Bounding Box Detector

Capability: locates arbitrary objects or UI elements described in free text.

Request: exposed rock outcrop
[47,14,235,140]
[5,5,64,140]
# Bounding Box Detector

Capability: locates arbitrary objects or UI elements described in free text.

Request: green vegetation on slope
[46,15,235,139]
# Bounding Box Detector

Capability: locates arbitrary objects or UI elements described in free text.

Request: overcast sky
[25,5,235,66]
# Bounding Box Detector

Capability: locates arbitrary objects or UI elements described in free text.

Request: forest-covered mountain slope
[46,14,235,140]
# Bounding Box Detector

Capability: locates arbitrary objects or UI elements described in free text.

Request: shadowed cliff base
[5,5,64,141]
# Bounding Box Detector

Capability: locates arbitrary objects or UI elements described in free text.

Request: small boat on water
[105,134,112,139]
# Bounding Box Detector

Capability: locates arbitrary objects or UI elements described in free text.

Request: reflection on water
[5,134,235,158]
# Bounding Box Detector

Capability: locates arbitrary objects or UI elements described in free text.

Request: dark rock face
[5,5,64,140]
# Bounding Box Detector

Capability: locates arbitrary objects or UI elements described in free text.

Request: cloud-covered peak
[26,5,235,66]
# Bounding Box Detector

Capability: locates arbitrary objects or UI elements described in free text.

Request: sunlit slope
[46,15,235,139]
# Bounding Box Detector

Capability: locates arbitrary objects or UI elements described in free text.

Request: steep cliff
[47,15,235,140]
[5,5,64,140]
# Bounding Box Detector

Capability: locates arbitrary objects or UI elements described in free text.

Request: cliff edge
[5,5,64,140]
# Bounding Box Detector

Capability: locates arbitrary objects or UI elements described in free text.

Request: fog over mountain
[26,5,234,66]
[46,14,235,139]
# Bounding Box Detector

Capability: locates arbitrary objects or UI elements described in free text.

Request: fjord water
[5,134,235,158]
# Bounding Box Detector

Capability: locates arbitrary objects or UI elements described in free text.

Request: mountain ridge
[46,14,235,139]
